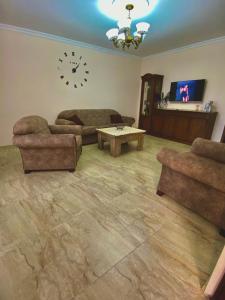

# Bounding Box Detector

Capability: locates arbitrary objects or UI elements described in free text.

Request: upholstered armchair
[13,116,82,173]
[157,138,225,234]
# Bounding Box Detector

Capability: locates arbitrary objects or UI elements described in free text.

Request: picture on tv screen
[170,79,206,102]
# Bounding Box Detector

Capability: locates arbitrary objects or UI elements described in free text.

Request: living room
[0,0,225,299]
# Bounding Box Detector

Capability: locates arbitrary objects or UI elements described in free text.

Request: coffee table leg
[137,134,144,151]
[98,133,104,150]
[110,137,121,157]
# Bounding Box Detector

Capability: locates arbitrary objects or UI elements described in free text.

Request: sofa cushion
[96,124,116,129]
[192,138,225,164]
[67,115,84,126]
[157,148,225,193]
[110,114,124,124]
[13,116,50,135]
[110,123,129,127]
[49,125,82,135]
[55,119,75,125]
[57,109,120,126]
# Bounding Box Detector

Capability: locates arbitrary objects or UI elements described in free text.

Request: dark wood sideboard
[149,109,217,145]
[138,74,218,144]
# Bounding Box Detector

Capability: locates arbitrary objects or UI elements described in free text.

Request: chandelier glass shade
[105,2,151,50]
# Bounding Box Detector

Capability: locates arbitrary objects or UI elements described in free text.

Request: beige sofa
[55,109,135,145]
[157,138,225,234]
[13,116,82,173]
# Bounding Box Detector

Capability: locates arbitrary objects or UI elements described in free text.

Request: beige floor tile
[0,136,223,300]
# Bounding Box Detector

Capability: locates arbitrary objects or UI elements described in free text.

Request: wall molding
[1,23,225,61]
[0,23,140,59]
[143,35,225,59]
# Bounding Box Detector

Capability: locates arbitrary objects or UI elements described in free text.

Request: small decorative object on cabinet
[158,92,169,109]
[138,73,164,132]
[204,101,214,112]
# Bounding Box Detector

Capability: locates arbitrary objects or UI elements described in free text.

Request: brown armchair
[13,116,82,173]
[157,138,225,234]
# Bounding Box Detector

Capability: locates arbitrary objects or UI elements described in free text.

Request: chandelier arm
[106,1,150,50]
[112,38,119,48]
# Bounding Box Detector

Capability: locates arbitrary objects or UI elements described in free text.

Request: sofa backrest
[57,109,119,126]
[13,115,51,135]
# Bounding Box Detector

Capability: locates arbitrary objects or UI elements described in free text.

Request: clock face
[57,51,90,88]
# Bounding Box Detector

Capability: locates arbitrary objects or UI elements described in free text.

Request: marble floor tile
[0,136,224,300]
[75,240,206,300]
[0,211,140,300]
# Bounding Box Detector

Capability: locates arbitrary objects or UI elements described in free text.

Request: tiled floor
[0,136,224,300]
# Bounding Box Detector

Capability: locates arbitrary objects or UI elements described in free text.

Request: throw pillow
[67,115,84,125]
[110,114,124,124]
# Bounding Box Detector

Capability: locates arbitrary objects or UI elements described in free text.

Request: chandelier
[105,1,151,50]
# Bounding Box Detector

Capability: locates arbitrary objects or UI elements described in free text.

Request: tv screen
[170,79,206,102]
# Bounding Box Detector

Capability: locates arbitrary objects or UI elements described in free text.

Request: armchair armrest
[13,134,76,148]
[122,116,135,126]
[191,138,225,164]
[49,124,82,135]
[55,118,75,125]
[157,148,225,193]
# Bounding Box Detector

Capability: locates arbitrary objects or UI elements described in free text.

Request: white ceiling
[1,0,225,57]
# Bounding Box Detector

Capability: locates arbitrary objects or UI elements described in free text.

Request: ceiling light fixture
[98,0,158,21]
[105,3,151,50]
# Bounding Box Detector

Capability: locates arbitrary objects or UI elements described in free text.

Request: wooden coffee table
[97,126,146,157]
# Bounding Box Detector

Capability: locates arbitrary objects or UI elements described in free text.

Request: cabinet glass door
[142,81,151,116]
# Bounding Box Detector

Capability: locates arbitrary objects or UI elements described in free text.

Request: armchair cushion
[157,148,225,193]
[13,134,76,149]
[13,116,50,135]
[191,138,225,164]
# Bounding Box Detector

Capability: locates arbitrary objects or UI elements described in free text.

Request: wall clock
[57,51,90,88]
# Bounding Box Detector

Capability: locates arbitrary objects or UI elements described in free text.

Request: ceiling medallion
[98,0,158,20]
[105,2,151,50]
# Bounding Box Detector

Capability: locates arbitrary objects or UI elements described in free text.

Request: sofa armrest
[191,138,225,164]
[49,125,82,135]
[122,116,135,126]
[55,118,75,125]
[13,134,76,149]
[157,148,225,193]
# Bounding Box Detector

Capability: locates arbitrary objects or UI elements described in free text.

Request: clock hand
[75,63,80,71]
[72,63,80,73]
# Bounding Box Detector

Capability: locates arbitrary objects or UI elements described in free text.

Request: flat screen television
[170,79,206,102]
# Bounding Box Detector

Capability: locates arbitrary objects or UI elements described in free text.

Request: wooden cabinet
[150,109,217,144]
[138,73,164,132]
[138,74,217,144]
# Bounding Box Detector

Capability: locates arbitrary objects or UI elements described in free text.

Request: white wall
[1,27,225,145]
[141,40,225,141]
[0,28,141,146]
